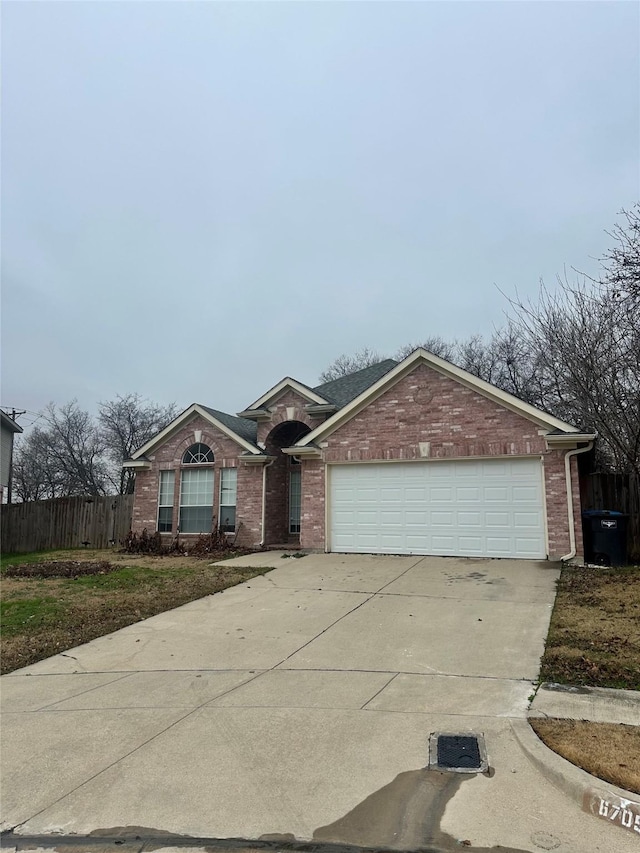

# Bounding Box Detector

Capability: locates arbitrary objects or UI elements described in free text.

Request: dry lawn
[0,548,274,674]
[533,563,640,793]
[531,718,640,795]
[540,564,640,690]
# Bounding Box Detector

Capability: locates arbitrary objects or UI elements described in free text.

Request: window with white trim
[158,470,175,532]
[183,443,214,464]
[219,468,237,533]
[289,463,301,534]
[179,468,214,533]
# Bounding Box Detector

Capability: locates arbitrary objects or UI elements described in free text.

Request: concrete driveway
[1,554,633,852]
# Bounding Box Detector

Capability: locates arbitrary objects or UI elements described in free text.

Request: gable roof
[242,377,329,412]
[313,360,399,408]
[296,348,583,448]
[130,403,259,460]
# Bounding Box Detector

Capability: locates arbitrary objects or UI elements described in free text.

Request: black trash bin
[582,510,629,566]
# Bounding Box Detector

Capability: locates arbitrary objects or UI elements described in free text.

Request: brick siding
[132,365,585,559]
[256,389,319,447]
[132,414,263,544]
[301,363,583,559]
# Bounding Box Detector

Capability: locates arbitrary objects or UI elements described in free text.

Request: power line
[0,408,44,431]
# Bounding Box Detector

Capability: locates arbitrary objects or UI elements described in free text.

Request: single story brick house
[124,349,595,561]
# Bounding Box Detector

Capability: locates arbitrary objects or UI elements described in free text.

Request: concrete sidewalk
[1,554,637,852]
[529,681,640,725]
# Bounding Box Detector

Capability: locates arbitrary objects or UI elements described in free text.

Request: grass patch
[530,718,640,795]
[0,549,78,570]
[0,548,273,674]
[539,564,640,690]
[1,597,66,636]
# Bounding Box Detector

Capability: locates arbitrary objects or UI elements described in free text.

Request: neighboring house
[124,349,595,561]
[1,410,23,503]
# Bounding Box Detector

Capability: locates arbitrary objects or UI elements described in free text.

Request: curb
[510,717,638,806]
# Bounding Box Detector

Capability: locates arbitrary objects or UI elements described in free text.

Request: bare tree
[507,277,640,474]
[11,394,179,501]
[12,402,109,499]
[42,401,110,495]
[488,323,547,405]
[318,209,640,474]
[12,428,66,502]
[319,347,386,383]
[597,203,640,305]
[394,336,457,362]
[99,394,178,494]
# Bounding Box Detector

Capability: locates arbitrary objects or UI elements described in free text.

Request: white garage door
[329,458,546,559]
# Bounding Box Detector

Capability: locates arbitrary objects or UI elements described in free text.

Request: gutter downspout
[559,441,594,562]
[260,458,275,547]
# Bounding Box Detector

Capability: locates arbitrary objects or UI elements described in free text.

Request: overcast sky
[2,0,638,428]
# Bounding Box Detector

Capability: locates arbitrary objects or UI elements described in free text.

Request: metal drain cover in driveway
[429,732,488,773]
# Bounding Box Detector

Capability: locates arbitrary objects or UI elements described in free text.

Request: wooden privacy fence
[1,494,134,555]
[582,473,640,563]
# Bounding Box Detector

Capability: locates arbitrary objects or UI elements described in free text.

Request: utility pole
[4,408,25,505]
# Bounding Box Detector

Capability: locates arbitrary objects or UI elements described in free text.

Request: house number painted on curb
[583,787,640,834]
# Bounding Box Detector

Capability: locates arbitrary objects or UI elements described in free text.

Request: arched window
[182,443,214,464]
[180,443,214,533]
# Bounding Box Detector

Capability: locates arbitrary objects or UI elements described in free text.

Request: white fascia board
[239,454,276,465]
[236,408,272,421]
[304,403,338,414]
[297,349,581,447]
[131,403,260,459]
[281,445,322,459]
[244,377,329,410]
[122,459,152,469]
[545,432,597,448]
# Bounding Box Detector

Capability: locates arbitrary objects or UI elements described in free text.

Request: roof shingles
[313,360,398,408]
[199,405,258,445]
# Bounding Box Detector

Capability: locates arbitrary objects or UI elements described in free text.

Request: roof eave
[238,454,276,465]
[122,458,152,470]
[281,445,323,459]
[544,432,597,449]
[1,412,23,434]
[304,403,338,416]
[236,408,272,421]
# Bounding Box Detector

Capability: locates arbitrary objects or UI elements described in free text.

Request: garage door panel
[456,487,481,501]
[485,512,510,527]
[356,488,379,501]
[481,460,510,476]
[484,487,509,501]
[380,510,403,525]
[406,510,428,525]
[430,487,454,501]
[514,511,542,528]
[486,536,512,551]
[431,511,454,526]
[513,486,539,502]
[457,511,482,526]
[432,535,456,550]
[329,459,546,559]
